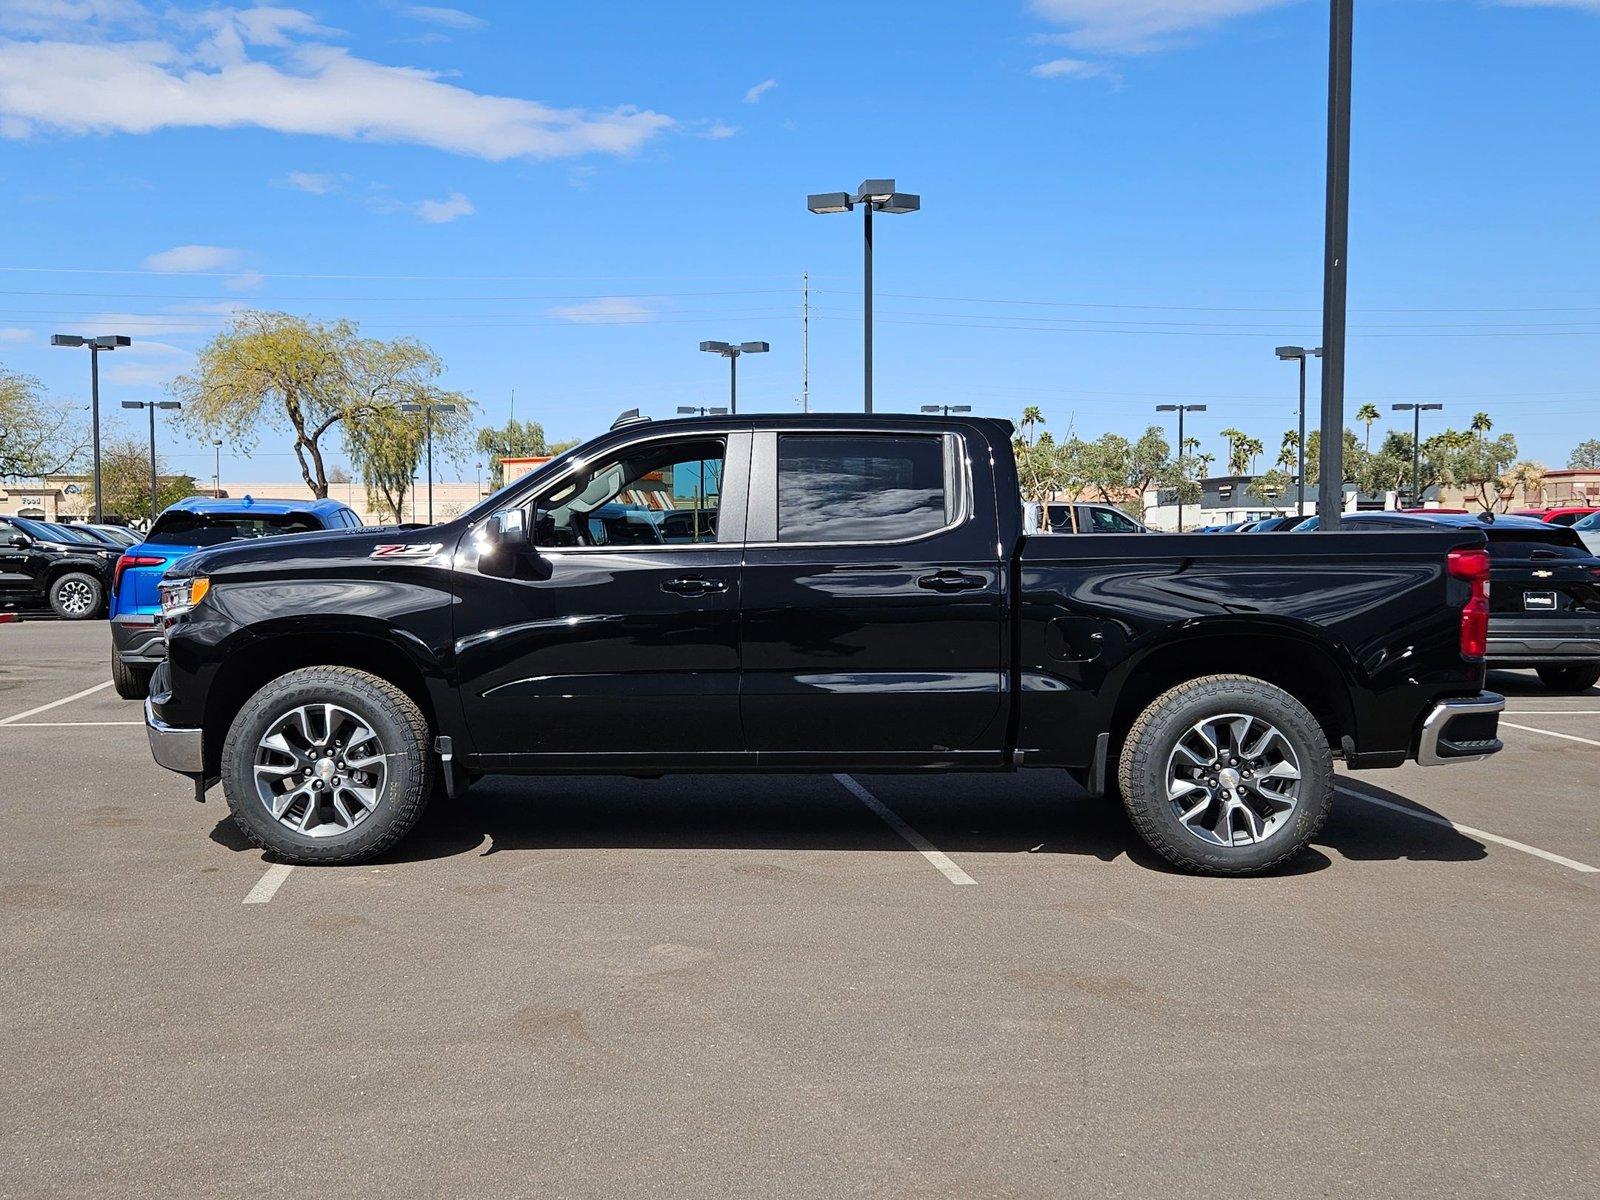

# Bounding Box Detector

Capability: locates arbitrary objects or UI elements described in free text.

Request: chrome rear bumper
[1416,692,1504,766]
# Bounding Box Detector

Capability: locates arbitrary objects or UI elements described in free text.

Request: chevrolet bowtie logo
[1533,569,1554,578]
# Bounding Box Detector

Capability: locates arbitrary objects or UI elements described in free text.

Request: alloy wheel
[1164,712,1302,847]
[253,703,389,838]
[56,579,94,615]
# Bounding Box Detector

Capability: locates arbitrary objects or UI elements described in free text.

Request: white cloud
[0,10,675,161]
[403,5,486,30]
[546,297,653,324]
[283,169,336,194]
[143,244,242,272]
[1029,0,1291,55]
[1032,56,1121,80]
[702,121,738,140]
[0,327,33,343]
[0,1,148,38]
[743,78,777,104]
[225,269,265,290]
[414,190,474,223]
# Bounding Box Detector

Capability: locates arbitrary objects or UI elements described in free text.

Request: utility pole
[1318,0,1354,530]
[1158,404,1208,533]
[802,271,810,413]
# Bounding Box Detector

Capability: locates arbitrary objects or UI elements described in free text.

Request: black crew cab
[143,414,1505,876]
[0,515,120,619]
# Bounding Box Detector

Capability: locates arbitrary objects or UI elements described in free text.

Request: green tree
[0,366,84,480]
[1568,439,1600,470]
[1470,411,1493,441]
[476,416,551,489]
[1355,403,1381,451]
[173,311,453,499]
[346,389,474,524]
[95,437,196,523]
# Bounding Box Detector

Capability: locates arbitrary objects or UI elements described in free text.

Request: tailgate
[116,549,189,613]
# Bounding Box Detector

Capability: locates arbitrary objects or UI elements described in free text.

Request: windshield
[1574,512,1600,532]
[464,444,585,525]
[144,512,322,547]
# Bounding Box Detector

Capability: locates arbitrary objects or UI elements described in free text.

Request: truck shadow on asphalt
[212,772,1488,875]
[1486,669,1597,698]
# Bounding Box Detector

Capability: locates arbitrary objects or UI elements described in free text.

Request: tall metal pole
[1411,405,1422,508]
[1318,0,1354,530]
[802,271,810,413]
[863,202,874,414]
[729,353,738,415]
[212,440,221,496]
[1297,354,1308,518]
[89,345,104,522]
[1177,405,1187,534]
[425,408,435,524]
[146,401,158,521]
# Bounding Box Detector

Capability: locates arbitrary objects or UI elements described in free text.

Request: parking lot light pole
[51,334,131,523]
[1275,346,1323,517]
[120,399,181,522]
[1157,403,1207,532]
[1318,0,1355,530]
[1392,402,1443,508]
[698,341,768,414]
[808,180,920,413]
[211,439,222,496]
[920,404,972,417]
[398,399,460,525]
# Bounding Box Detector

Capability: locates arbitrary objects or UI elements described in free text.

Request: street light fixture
[698,341,768,414]
[398,398,461,524]
[120,399,181,522]
[211,438,222,497]
[51,333,131,522]
[677,406,729,417]
[1392,402,1443,509]
[920,404,972,417]
[1275,345,1323,518]
[807,178,921,413]
[1157,403,1208,533]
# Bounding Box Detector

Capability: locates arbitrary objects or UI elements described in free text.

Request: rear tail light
[113,554,165,594]
[1448,547,1491,660]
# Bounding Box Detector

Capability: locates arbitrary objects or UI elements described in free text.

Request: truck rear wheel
[111,652,152,700]
[1116,674,1333,875]
[1536,664,1600,693]
[49,572,103,620]
[220,666,433,866]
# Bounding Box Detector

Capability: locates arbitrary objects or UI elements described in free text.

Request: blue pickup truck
[110,495,362,698]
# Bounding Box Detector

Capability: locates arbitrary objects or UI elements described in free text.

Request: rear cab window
[776,433,954,544]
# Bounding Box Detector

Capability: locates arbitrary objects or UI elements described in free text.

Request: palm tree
[1219,427,1249,476]
[1242,435,1265,475]
[1356,403,1380,451]
[1470,411,1493,442]
[1019,406,1045,449]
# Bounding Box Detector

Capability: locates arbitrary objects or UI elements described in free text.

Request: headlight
[158,576,210,622]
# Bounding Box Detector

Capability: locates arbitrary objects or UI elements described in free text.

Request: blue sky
[2,0,1598,484]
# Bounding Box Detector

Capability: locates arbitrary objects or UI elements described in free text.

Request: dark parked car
[1245,515,1304,533]
[144,413,1503,876]
[0,515,120,618]
[1292,511,1600,690]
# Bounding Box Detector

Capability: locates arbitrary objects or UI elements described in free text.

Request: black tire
[111,653,152,700]
[1536,664,1600,693]
[220,666,433,866]
[1116,674,1333,876]
[49,571,103,620]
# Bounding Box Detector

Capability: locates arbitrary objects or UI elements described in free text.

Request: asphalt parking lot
[2,621,1597,1199]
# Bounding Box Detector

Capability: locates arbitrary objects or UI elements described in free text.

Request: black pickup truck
[143,413,1504,875]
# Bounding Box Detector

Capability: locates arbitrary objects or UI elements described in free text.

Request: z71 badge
[369,543,443,559]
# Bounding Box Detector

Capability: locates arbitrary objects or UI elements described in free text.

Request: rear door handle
[661,576,728,597]
[916,570,987,593]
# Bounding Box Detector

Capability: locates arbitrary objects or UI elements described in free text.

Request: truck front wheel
[1116,674,1333,875]
[220,666,434,866]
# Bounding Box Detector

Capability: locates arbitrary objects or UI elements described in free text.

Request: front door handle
[916,570,987,593]
[661,576,728,597]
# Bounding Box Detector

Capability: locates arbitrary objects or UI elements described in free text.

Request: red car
[1513,506,1599,527]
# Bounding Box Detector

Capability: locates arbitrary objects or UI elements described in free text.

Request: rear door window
[776,434,951,544]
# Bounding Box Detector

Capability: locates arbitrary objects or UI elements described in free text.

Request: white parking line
[1335,785,1598,874]
[0,680,113,726]
[0,721,143,728]
[1503,710,1600,716]
[1501,721,1600,749]
[243,864,295,904]
[835,773,975,886]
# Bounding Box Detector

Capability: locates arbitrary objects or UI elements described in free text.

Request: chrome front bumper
[144,696,203,775]
[1416,692,1505,766]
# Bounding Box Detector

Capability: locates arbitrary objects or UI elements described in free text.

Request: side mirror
[484,508,529,550]
[5,533,30,548]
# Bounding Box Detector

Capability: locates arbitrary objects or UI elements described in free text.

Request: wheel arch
[201,622,451,777]
[1106,623,1359,759]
